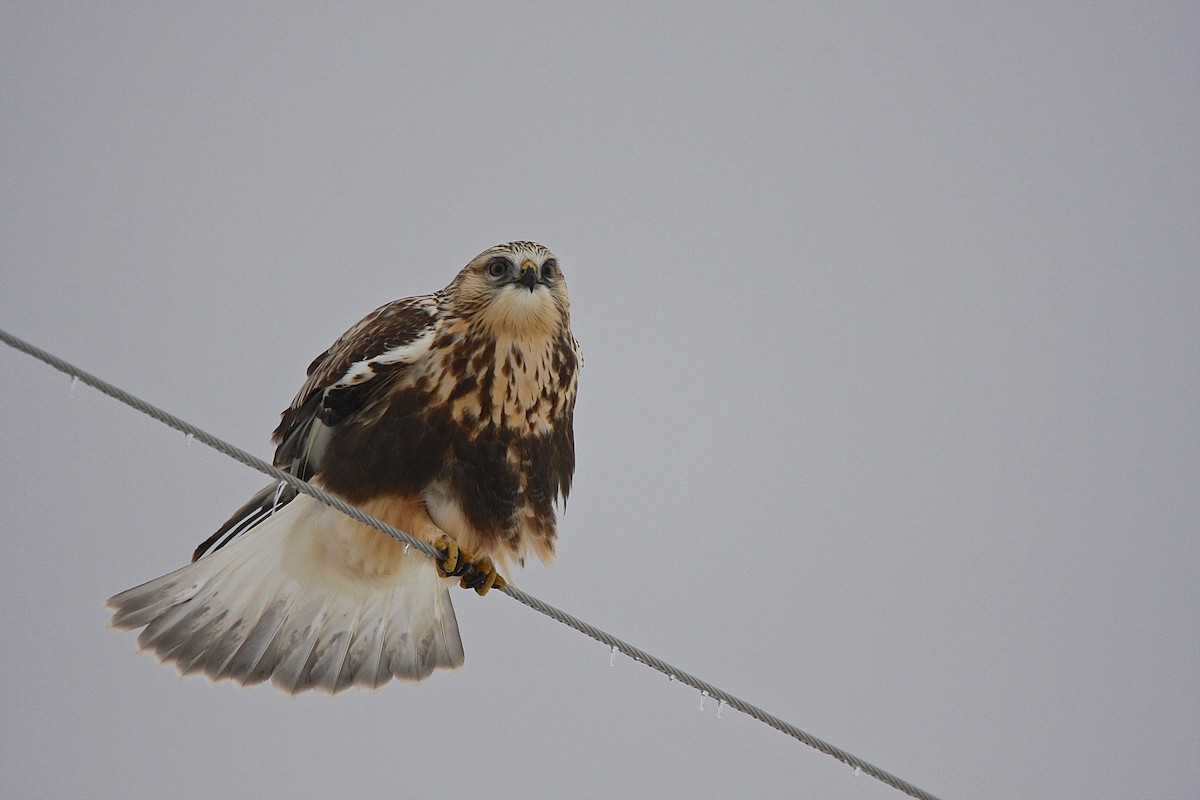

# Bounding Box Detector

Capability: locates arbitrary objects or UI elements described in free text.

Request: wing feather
[193,293,440,559]
[274,293,440,458]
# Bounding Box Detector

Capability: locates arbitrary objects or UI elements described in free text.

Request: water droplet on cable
[69,376,79,396]
[717,700,725,718]
[403,543,411,555]
[668,674,677,683]
[852,766,862,777]
[609,645,618,666]
[700,690,709,711]
[185,433,194,447]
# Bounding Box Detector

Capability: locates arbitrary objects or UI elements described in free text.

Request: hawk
[107,242,581,695]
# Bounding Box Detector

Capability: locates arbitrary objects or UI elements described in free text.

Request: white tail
[107,494,464,695]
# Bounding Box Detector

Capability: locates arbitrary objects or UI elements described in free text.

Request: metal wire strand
[1,326,945,800]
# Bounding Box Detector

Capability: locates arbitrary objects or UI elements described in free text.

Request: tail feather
[175,609,241,677]
[269,595,328,695]
[106,494,464,694]
[188,573,291,680]
[110,573,203,631]
[385,599,422,682]
[336,594,390,692]
[306,602,360,695]
[216,597,293,686]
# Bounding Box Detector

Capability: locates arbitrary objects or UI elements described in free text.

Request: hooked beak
[516,260,538,292]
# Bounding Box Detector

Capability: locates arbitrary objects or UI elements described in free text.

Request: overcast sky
[2,3,1197,799]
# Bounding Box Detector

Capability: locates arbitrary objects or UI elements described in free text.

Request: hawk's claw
[436,536,507,595]
[460,560,506,595]
[436,536,468,578]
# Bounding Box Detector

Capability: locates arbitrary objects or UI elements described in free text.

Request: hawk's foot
[436,536,507,596]
[435,535,467,578]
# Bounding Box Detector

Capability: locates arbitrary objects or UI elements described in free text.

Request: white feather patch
[333,328,435,389]
[107,493,463,694]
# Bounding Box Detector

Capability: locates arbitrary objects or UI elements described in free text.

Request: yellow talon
[461,558,506,595]
[436,535,464,578]
[435,536,507,595]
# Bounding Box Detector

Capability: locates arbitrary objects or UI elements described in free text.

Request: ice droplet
[69,376,79,396]
[852,766,862,777]
[184,433,194,446]
[700,691,709,711]
[668,674,677,683]
[609,645,618,666]
[717,700,725,718]
[403,542,411,555]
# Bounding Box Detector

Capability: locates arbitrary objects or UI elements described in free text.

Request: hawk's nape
[107,242,580,694]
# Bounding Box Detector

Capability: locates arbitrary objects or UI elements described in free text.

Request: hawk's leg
[436,535,507,596]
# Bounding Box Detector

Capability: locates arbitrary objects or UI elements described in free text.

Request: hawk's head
[446,241,570,337]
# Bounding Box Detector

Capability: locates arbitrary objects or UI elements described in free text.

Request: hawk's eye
[486,257,511,279]
[540,259,558,281]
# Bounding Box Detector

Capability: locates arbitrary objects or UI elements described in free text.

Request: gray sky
[2,3,1197,799]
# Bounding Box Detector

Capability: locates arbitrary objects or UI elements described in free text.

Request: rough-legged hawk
[107,241,581,695]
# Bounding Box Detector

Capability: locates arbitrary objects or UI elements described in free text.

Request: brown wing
[193,293,441,561]
[273,293,441,477]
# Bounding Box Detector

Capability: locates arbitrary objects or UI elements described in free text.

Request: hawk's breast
[323,319,577,566]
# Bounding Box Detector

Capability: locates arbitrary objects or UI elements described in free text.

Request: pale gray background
[2,3,1196,799]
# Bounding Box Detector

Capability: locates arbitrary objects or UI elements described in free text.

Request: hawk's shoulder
[273,293,441,470]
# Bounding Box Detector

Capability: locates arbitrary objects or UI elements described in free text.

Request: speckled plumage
[108,242,580,694]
